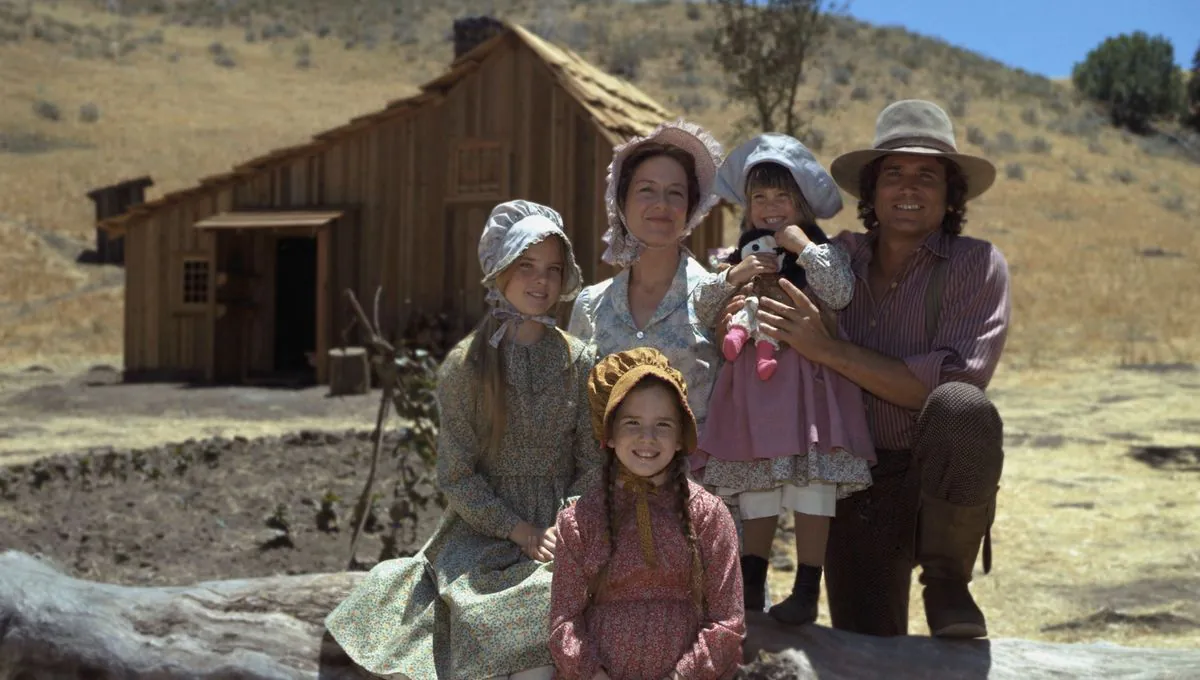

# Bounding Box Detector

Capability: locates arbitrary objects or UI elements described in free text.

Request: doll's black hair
[725,224,830,290]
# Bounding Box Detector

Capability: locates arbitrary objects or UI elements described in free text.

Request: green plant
[1072,32,1185,133]
[1187,44,1200,131]
[342,288,443,567]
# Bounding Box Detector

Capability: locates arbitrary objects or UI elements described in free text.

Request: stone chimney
[453,16,506,60]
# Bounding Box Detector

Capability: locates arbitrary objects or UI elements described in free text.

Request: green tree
[1072,31,1184,133]
[710,0,842,137]
[1187,43,1200,131]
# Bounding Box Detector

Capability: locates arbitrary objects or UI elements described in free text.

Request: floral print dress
[567,254,734,430]
[324,331,603,680]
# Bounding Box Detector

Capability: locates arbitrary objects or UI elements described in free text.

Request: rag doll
[722,227,808,381]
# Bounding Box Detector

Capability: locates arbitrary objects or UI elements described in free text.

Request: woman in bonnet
[568,120,769,433]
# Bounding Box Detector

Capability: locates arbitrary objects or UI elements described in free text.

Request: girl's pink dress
[693,321,876,498]
[549,479,745,679]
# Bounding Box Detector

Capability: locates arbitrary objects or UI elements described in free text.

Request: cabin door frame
[208,225,332,385]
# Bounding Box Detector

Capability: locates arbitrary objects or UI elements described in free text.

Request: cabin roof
[99,22,677,234]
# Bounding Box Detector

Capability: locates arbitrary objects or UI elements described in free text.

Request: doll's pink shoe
[723,326,749,361]
[756,342,777,380]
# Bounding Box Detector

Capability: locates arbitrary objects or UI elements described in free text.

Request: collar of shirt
[849,228,953,283]
[609,254,692,332]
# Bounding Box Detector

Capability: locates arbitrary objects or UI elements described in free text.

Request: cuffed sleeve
[798,241,854,310]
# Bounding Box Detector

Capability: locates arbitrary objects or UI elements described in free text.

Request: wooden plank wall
[120,33,730,382]
[127,193,216,379]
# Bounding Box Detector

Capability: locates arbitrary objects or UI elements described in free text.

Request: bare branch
[342,287,396,568]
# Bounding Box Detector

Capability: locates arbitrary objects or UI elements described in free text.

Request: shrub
[830,64,853,86]
[1111,168,1136,184]
[674,91,710,114]
[1072,31,1185,133]
[1187,43,1200,131]
[985,130,1019,155]
[605,35,646,80]
[949,92,968,118]
[33,99,60,122]
[79,102,100,123]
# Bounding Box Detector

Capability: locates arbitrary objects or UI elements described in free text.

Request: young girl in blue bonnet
[324,200,603,680]
[694,133,876,627]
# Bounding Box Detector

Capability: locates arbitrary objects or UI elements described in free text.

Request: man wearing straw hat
[730,100,1011,639]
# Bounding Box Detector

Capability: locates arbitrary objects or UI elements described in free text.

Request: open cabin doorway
[273,236,318,383]
[197,211,339,387]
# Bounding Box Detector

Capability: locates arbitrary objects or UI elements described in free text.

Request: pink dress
[549,479,745,680]
[693,296,876,502]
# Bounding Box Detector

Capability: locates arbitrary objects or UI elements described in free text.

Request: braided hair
[669,448,706,616]
[593,378,706,616]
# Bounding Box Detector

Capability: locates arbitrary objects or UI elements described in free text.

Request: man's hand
[757,278,837,363]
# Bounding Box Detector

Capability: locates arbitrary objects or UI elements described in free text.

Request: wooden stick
[342,286,397,569]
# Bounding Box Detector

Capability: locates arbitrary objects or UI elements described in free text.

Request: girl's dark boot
[768,564,822,625]
[740,555,769,612]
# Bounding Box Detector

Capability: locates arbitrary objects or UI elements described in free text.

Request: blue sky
[841,0,1197,78]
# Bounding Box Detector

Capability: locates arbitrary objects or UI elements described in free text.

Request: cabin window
[182,258,210,306]
[448,139,506,201]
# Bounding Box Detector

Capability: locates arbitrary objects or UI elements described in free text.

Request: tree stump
[327,347,369,396]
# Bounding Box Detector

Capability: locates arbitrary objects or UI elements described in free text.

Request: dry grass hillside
[1,0,1197,371]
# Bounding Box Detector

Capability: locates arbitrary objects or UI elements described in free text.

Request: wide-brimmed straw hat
[602,119,724,268]
[830,99,996,201]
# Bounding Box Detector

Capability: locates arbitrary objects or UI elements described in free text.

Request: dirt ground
[1,358,1198,651]
[0,362,381,466]
[0,429,445,586]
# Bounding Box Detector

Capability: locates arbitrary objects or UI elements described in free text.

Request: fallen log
[2,550,1197,680]
[739,611,1200,679]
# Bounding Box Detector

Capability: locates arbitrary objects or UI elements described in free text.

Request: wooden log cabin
[85,175,154,265]
[98,18,731,387]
